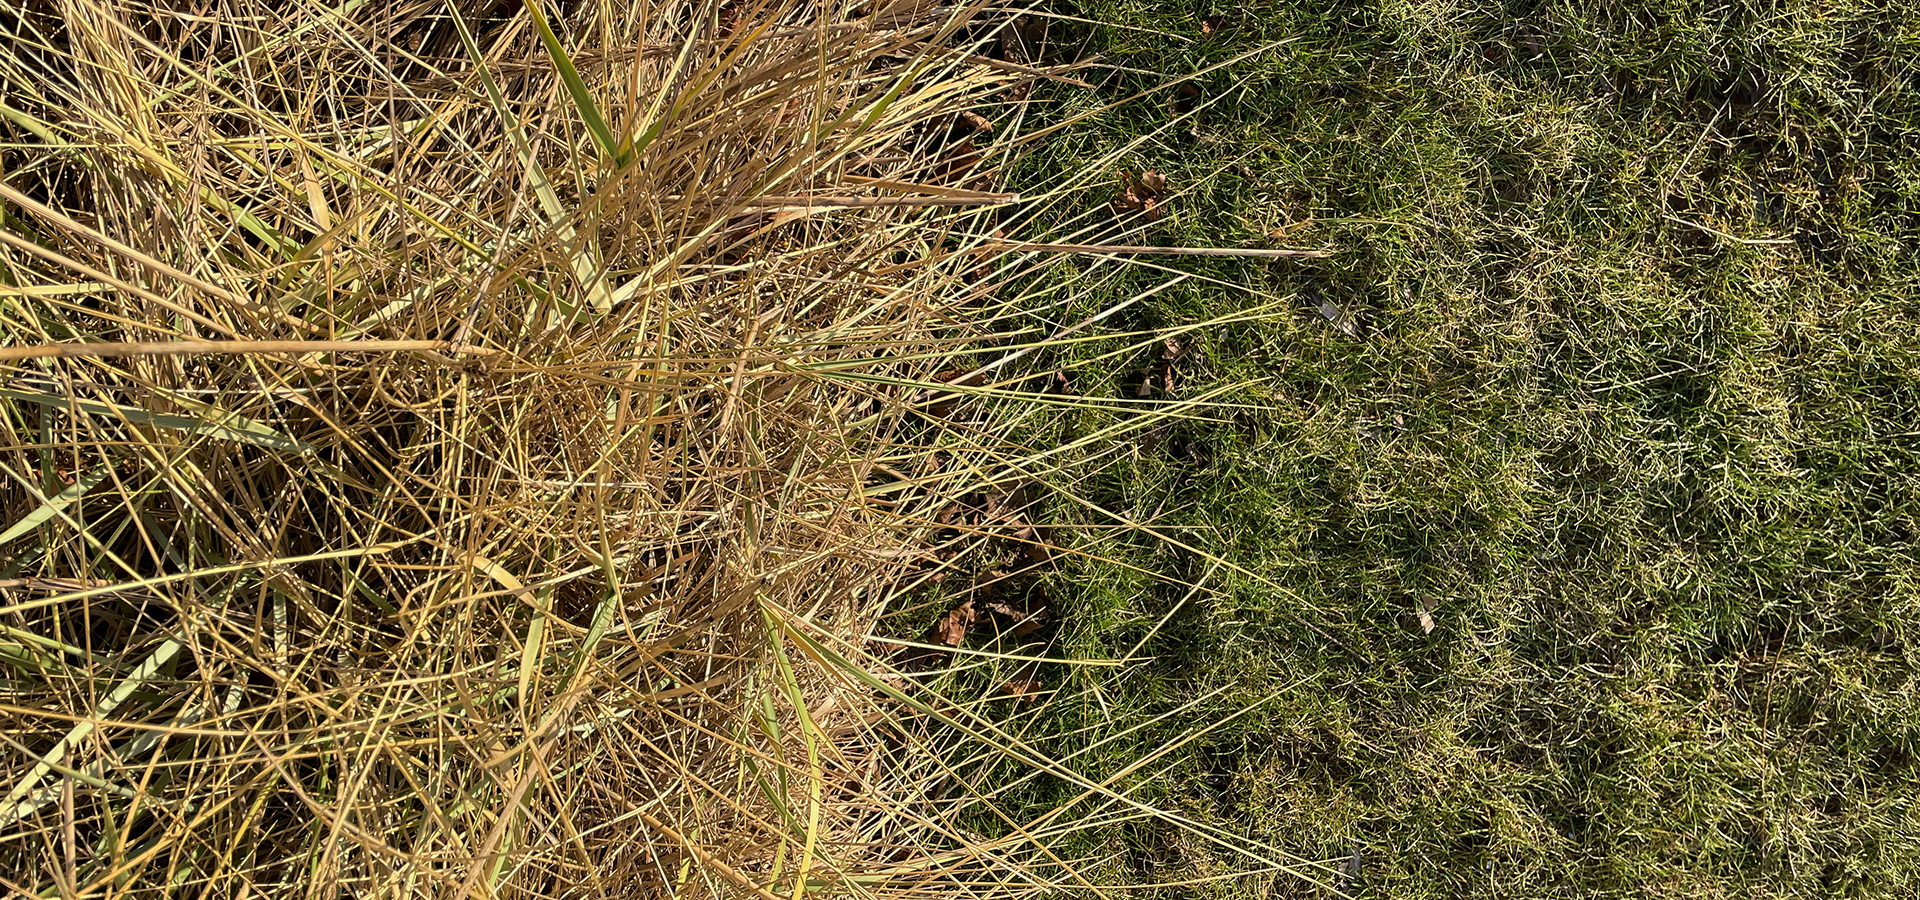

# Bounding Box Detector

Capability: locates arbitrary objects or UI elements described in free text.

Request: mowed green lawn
[967,2,1920,896]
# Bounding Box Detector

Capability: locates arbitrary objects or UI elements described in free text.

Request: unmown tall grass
[0,1,1288,895]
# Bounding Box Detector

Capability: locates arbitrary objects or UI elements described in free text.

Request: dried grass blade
[986,241,1331,258]
[0,339,494,362]
[0,386,316,456]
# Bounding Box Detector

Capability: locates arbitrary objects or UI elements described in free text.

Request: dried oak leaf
[916,367,987,416]
[984,481,1040,526]
[1018,527,1056,567]
[931,135,983,186]
[934,599,977,646]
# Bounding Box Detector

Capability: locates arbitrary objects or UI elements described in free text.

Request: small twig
[0,340,500,363]
[985,241,1332,259]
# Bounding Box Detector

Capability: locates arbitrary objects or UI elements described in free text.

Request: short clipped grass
[970,1,1920,896]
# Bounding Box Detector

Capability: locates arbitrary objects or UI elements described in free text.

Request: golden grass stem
[670,194,1022,207]
[985,241,1332,258]
[0,340,498,362]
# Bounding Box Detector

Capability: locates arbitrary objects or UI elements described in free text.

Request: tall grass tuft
[0,0,1208,895]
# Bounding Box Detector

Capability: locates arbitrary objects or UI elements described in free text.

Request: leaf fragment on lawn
[1319,298,1359,337]
[998,662,1043,701]
[1114,169,1169,217]
[933,599,977,646]
[985,596,1049,637]
[1337,841,1364,898]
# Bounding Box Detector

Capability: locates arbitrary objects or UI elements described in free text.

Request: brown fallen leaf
[1136,335,1187,398]
[916,367,988,415]
[1337,841,1364,899]
[985,596,1049,637]
[1020,532,1055,567]
[1170,82,1202,118]
[934,599,977,646]
[984,481,1039,525]
[1415,596,1437,634]
[1171,83,1205,140]
[1113,169,1169,217]
[930,135,985,186]
[999,662,1043,701]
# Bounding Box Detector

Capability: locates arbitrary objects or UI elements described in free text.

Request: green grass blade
[0,635,184,828]
[449,0,613,317]
[0,464,109,547]
[521,0,626,167]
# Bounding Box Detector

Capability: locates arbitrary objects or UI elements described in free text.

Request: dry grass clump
[0,1,1146,895]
